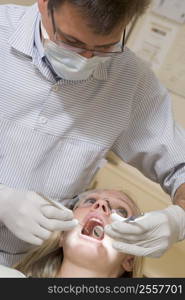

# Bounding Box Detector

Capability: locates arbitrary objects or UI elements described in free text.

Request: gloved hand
[0,184,78,245]
[104,205,185,258]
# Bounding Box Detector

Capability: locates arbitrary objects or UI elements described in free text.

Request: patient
[11,189,143,278]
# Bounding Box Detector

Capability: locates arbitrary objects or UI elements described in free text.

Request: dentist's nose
[80,50,94,58]
[91,199,110,215]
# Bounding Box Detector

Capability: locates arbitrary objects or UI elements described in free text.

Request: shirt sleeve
[111,66,185,198]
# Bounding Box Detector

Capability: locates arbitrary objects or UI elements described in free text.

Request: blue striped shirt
[1,3,185,266]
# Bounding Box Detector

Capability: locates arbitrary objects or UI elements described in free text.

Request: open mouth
[81,218,104,241]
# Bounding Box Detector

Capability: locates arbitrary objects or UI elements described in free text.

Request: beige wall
[0,0,35,4]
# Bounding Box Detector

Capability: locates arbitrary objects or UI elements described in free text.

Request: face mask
[41,22,111,81]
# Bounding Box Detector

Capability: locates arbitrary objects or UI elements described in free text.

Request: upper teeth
[89,217,103,225]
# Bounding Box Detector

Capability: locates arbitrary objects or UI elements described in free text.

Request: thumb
[112,241,161,257]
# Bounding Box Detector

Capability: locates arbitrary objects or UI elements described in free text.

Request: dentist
[0,0,185,266]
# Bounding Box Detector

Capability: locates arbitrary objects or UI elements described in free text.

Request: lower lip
[79,233,102,244]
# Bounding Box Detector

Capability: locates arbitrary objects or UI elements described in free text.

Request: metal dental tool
[41,196,73,212]
[92,225,104,238]
[111,212,145,223]
[38,193,79,211]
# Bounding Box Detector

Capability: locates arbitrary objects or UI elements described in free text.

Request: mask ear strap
[50,7,57,35]
[40,21,50,40]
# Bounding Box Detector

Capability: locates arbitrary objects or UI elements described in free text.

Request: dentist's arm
[0,184,78,245]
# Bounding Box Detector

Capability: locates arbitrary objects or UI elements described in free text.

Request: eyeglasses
[73,195,129,218]
[50,8,126,57]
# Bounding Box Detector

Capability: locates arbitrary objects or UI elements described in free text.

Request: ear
[121,255,135,272]
[37,0,48,14]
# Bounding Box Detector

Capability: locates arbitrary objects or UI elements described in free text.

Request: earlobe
[121,255,134,272]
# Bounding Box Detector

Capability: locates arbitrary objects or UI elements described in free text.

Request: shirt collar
[8,3,108,81]
[8,3,39,58]
[34,14,45,59]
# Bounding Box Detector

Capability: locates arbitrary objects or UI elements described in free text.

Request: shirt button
[52,84,59,92]
[39,116,48,124]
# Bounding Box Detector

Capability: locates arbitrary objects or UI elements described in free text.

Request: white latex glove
[104,205,185,258]
[0,184,78,245]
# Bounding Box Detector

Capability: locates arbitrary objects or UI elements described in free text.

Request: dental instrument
[111,212,145,222]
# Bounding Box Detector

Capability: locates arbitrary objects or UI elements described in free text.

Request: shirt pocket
[44,137,108,199]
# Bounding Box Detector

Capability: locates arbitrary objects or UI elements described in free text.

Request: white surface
[127,5,185,129]
[0,264,26,278]
[130,14,179,71]
[157,24,185,98]
[152,0,185,24]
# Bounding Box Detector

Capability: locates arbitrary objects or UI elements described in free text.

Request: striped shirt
[1,3,185,266]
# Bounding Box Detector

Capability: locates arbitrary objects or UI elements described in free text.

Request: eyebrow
[56,27,120,48]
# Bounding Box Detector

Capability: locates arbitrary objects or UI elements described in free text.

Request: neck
[56,258,119,278]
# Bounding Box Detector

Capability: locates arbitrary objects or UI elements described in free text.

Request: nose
[91,199,111,215]
[80,50,94,58]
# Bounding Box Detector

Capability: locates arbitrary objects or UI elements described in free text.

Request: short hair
[47,0,151,35]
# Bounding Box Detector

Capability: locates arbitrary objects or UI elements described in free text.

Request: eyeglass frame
[49,7,126,56]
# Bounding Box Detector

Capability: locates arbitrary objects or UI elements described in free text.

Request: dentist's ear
[121,255,135,272]
[37,0,48,14]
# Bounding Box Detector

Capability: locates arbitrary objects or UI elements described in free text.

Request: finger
[32,225,52,241]
[112,241,160,257]
[109,221,148,235]
[18,232,44,246]
[104,226,123,240]
[29,236,44,246]
[39,216,79,232]
[53,219,79,231]
[41,205,74,221]
[105,226,147,243]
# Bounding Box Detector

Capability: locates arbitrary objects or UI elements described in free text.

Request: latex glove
[104,205,185,258]
[0,184,78,245]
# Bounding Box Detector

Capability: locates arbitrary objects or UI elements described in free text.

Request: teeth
[90,218,103,224]
[92,225,104,239]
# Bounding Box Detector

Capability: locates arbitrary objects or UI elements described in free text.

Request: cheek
[102,234,126,265]
[73,207,89,221]
[62,225,81,251]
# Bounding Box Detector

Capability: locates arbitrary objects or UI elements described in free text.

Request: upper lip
[82,212,107,228]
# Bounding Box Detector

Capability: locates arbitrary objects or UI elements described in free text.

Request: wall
[127,2,185,129]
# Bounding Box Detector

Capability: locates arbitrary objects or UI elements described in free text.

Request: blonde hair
[13,189,144,278]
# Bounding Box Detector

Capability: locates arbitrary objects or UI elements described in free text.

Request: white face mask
[41,22,111,81]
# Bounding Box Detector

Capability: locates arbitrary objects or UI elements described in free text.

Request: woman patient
[5,189,143,277]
